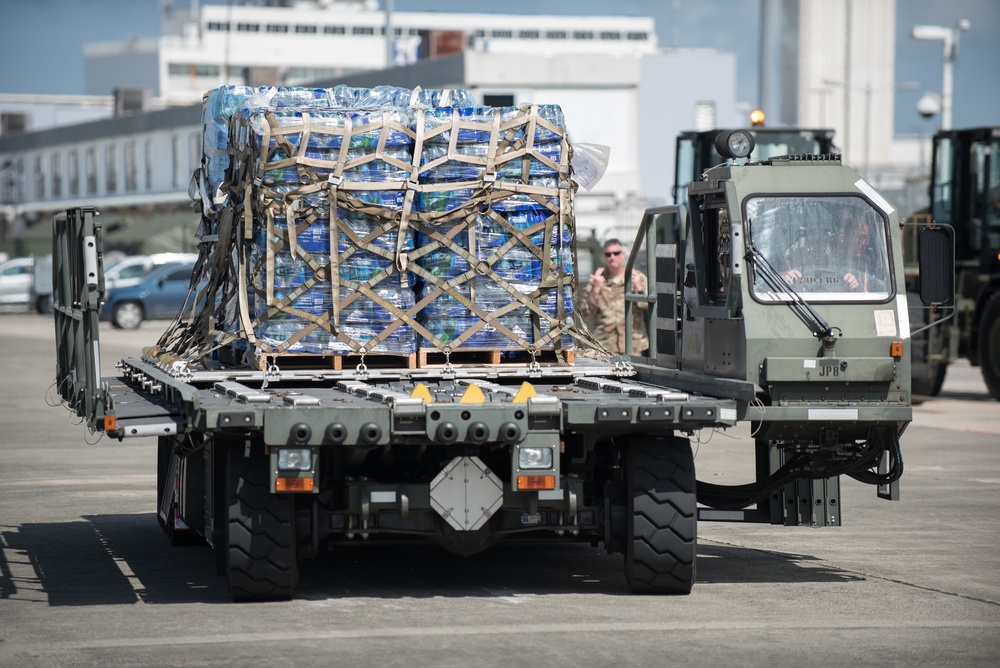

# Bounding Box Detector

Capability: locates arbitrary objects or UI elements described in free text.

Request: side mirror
[918,225,954,305]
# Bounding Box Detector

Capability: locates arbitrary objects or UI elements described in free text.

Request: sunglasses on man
[604,250,623,257]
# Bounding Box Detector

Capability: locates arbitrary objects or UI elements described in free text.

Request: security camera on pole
[912,18,970,130]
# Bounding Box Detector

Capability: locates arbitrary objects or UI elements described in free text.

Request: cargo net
[153,89,609,369]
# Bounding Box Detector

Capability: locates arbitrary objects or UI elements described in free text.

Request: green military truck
[51,121,949,602]
[906,126,1000,399]
[625,129,952,521]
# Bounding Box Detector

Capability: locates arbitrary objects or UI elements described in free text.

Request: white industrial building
[87,0,658,106]
[0,0,931,254]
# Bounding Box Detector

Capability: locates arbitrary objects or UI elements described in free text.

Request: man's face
[604,244,625,272]
[839,222,870,257]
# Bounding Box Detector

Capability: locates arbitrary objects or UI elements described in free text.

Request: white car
[104,253,199,290]
[0,257,35,305]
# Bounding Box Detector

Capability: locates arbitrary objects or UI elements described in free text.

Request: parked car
[104,252,199,290]
[100,263,200,329]
[0,257,35,306]
[30,255,53,313]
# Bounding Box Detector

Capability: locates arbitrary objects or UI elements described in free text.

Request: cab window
[746,196,892,302]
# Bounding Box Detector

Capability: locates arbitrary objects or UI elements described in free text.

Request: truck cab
[627,130,952,521]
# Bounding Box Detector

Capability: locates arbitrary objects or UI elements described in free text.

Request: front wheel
[624,436,697,594]
[226,440,298,602]
[112,301,144,329]
[979,296,1000,401]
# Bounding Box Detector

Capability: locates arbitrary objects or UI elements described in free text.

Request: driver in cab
[782,211,880,293]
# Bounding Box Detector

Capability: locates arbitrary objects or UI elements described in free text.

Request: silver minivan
[0,257,34,306]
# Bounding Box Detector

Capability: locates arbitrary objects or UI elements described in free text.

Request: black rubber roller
[467,422,490,445]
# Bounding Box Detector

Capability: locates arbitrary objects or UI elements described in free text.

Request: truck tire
[624,436,697,594]
[979,296,1000,401]
[226,441,298,601]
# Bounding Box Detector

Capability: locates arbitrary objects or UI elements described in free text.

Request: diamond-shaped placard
[429,456,504,531]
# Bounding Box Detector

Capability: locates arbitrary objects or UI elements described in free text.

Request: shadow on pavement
[1,514,862,605]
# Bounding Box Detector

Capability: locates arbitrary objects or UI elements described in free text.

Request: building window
[483,93,515,108]
[573,31,594,40]
[626,31,649,41]
[236,23,260,32]
[266,24,288,33]
[490,29,512,39]
[170,63,220,77]
[106,144,117,194]
[352,26,374,35]
[207,21,230,31]
[86,148,98,195]
[172,135,181,189]
[144,139,153,191]
[34,156,45,199]
[546,30,567,39]
[295,25,317,34]
[323,25,345,35]
[600,31,621,40]
[68,149,79,196]
[51,153,62,198]
[518,30,539,39]
[124,141,137,193]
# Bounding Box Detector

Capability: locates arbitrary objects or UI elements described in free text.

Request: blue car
[101,262,201,329]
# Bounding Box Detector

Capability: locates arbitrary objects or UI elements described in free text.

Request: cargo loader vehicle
[49,85,951,601]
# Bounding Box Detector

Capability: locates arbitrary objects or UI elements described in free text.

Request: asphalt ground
[0,313,998,667]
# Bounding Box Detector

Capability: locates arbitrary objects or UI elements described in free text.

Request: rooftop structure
[86,0,657,105]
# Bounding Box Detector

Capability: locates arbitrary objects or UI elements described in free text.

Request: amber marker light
[517,475,556,490]
[750,109,766,126]
[276,477,315,492]
[890,341,904,359]
[103,414,117,432]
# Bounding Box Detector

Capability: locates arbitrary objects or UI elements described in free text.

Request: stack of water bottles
[235,91,422,355]
[414,104,575,352]
[198,85,574,362]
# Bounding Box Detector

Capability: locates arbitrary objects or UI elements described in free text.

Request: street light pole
[912,19,970,130]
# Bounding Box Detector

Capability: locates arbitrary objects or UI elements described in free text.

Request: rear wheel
[226,440,298,601]
[624,436,697,594]
[35,294,52,314]
[979,296,1000,401]
[112,301,144,329]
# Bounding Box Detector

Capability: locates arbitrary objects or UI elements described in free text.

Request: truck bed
[103,354,736,440]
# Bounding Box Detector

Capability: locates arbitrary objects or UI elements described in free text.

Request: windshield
[747,196,892,302]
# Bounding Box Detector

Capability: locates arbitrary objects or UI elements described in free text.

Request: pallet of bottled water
[194,84,576,370]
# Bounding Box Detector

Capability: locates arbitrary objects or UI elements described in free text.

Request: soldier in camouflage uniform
[579,238,648,354]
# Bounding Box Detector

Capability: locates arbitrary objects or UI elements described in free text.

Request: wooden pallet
[417,347,574,367]
[251,350,418,371]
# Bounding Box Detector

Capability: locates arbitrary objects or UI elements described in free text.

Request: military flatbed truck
[50,128,950,602]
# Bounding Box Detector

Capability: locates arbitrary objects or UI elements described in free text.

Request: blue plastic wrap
[421,105,566,144]
[235,107,415,152]
[262,146,413,186]
[418,141,562,181]
[416,177,560,213]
